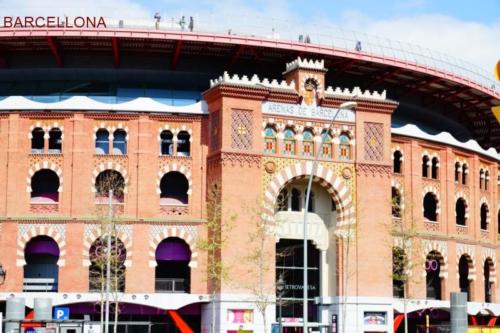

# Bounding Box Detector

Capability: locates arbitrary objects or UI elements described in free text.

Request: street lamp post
[276,273,285,333]
[104,188,113,333]
[302,101,357,332]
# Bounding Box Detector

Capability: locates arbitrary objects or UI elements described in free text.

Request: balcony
[23,278,58,292]
[160,204,189,216]
[30,203,59,214]
[155,278,188,293]
[480,230,489,240]
[455,225,468,235]
[424,220,440,233]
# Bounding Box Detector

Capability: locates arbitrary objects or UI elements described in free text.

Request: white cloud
[337,12,500,74]
[0,0,151,19]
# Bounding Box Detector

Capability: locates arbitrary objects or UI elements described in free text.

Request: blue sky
[122,0,500,24]
[1,0,499,73]
[287,0,500,24]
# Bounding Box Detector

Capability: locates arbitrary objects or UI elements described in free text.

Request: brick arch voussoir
[91,163,129,194]
[148,227,197,269]
[27,162,63,193]
[264,161,354,228]
[156,164,193,195]
[82,229,133,268]
[17,225,66,267]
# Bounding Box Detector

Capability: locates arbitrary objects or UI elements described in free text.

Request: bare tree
[337,216,358,333]
[390,191,425,333]
[241,199,283,333]
[91,170,127,333]
[196,183,235,333]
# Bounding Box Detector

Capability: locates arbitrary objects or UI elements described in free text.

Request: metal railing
[23,278,58,292]
[154,278,188,293]
[97,15,499,96]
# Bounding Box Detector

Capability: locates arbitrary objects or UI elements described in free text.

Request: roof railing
[99,15,498,96]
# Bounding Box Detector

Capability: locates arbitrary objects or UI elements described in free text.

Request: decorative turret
[283,57,328,106]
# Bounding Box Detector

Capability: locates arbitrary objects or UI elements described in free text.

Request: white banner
[262,101,355,122]
[83,324,101,333]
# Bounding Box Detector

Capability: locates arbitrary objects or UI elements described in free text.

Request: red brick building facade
[0,29,498,333]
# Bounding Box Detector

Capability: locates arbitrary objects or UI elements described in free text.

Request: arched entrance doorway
[425,251,443,300]
[459,255,472,301]
[484,259,494,303]
[24,236,60,292]
[273,177,345,328]
[155,237,191,293]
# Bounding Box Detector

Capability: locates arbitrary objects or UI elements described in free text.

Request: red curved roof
[0,27,498,148]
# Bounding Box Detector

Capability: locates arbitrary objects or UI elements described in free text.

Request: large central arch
[263,161,354,231]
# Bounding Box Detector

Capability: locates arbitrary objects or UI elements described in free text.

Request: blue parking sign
[53,307,70,320]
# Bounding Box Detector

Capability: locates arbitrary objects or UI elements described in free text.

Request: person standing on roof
[188,16,194,32]
[179,16,186,31]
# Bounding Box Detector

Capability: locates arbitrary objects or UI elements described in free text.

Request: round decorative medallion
[342,167,352,179]
[264,161,276,174]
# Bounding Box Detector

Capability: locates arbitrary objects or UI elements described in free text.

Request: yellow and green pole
[493,60,500,123]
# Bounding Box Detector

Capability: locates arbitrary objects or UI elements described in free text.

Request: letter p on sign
[53,307,70,320]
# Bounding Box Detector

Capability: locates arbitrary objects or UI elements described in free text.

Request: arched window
[431,157,439,179]
[283,128,295,155]
[423,193,438,221]
[498,210,500,234]
[303,79,318,106]
[48,128,62,153]
[484,259,494,303]
[479,169,485,189]
[422,156,429,178]
[113,129,127,155]
[95,170,125,203]
[426,251,442,300]
[459,255,471,301]
[24,236,59,292]
[392,187,402,218]
[304,189,314,212]
[462,164,468,185]
[455,198,466,226]
[392,247,406,298]
[291,188,301,211]
[276,188,289,211]
[31,169,60,203]
[160,130,174,156]
[302,130,314,157]
[89,237,126,292]
[264,126,277,154]
[320,131,333,159]
[95,129,109,155]
[454,162,461,183]
[339,134,350,160]
[155,237,191,293]
[177,131,191,157]
[160,172,189,205]
[393,150,402,174]
[480,203,489,230]
[31,127,45,153]
[485,171,490,190]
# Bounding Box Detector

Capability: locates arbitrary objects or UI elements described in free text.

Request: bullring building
[0,22,498,333]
